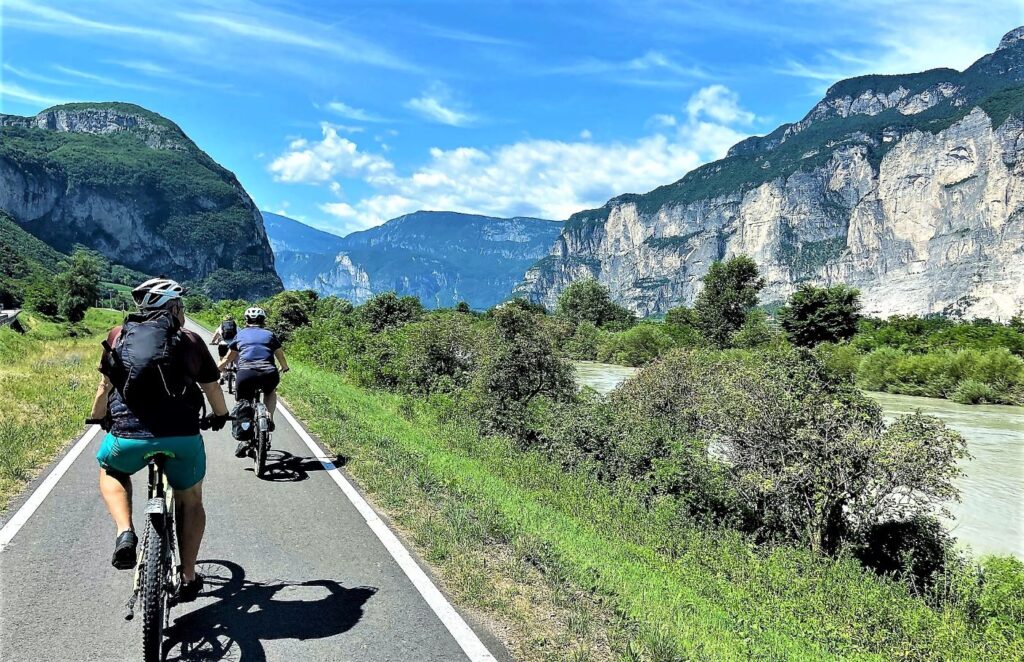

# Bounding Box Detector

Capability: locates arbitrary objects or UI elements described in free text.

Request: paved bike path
[0,320,505,661]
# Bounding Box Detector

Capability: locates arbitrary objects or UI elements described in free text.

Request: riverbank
[576,362,1024,559]
[280,359,1023,660]
[0,309,121,511]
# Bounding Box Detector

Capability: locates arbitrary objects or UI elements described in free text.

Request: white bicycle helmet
[244,306,267,324]
[132,277,186,310]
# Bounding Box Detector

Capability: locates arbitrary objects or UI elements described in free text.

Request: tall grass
[280,361,1023,661]
[0,309,121,510]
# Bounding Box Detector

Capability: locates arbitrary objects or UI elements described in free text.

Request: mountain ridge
[517,27,1024,319]
[0,102,282,299]
[265,210,563,308]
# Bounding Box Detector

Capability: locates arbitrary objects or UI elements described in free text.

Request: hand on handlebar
[85,415,113,431]
[200,413,233,431]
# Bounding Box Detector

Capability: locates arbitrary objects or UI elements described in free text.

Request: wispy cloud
[543,50,707,86]
[3,63,73,86]
[3,0,199,48]
[416,24,524,47]
[325,101,387,123]
[405,84,476,127]
[0,81,66,107]
[107,60,233,91]
[176,11,417,72]
[52,65,159,92]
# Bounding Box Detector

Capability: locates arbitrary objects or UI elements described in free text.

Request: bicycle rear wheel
[254,429,268,478]
[140,521,168,662]
[226,371,235,395]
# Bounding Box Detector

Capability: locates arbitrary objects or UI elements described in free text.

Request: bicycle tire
[254,429,268,478]
[140,520,167,662]
[227,371,235,395]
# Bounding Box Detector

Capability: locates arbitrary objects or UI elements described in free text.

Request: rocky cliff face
[518,29,1024,320]
[0,102,281,299]
[265,210,562,308]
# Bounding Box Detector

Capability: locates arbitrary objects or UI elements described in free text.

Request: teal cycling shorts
[97,433,206,490]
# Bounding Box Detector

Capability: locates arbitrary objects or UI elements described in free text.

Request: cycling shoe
[171,574,204,605]
[111,530,138,570]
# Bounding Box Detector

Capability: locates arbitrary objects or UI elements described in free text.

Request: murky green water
[574,362,1024,558]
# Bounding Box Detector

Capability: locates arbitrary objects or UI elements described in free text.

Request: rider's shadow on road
[252,450,348,483]
[164,559,377,662]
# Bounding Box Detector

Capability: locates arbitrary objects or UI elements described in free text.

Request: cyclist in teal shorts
[90,278,230,603]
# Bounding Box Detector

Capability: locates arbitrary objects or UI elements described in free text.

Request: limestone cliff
[518,29,1024,319]
[0,102,282,299]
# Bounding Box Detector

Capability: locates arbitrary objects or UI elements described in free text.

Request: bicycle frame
[126,455,177,621]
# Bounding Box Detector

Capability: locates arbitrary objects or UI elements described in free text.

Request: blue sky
[2,1,1021,235]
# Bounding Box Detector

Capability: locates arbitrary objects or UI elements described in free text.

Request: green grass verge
[0,309,121,511]
[279,361,1020,661]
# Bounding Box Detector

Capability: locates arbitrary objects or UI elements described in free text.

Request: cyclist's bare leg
[99,469,133,534]
[174,481,205,582]
[264,390,277,421]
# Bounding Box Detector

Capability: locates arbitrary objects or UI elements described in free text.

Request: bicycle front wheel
[140,522,168,662]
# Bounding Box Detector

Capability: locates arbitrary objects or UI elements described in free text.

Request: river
[574,361,1024,558]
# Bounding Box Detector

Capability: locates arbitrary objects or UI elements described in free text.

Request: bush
[562,320,602,361]
[360,291,423,332]
[596,323,675,366]
[397,313,480,393]
[855,516,956,592]
[267,290,317,341]
[856,347,1024,404]
[469,304,574,440]
[56,249,101,323]
[951,379,996,404]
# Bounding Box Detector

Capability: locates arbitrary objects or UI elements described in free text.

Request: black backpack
[221,319,238,341]
[102,311,194,409]
[231,400,256,441]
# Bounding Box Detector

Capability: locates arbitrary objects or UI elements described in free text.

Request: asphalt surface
[0,320,505,661]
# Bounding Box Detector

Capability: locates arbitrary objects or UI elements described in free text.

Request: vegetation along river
[574,361,1024,558]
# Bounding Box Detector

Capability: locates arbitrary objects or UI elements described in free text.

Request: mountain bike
[251,388,272,479]
[222,361,237,395]
[88,415,228,662]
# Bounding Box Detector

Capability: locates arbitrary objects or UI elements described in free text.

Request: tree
[556,279,636,329]
[55,249,101,323]
[693,256,765,348]
[268,290,316,341]
[359,292,424,332]
[471,303,574,439]
[778,284,862,347]
[455,301,472,314]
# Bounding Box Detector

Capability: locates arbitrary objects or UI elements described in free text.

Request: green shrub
[596,323,675,366]
[951,379,996,404]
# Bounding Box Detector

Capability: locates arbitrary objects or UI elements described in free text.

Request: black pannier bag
[231,400,256,441]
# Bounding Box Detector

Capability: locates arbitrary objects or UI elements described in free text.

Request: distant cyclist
[90,278,230,603]
[210,315,238,359]
[210,315,239,384]
[218,306,289,457]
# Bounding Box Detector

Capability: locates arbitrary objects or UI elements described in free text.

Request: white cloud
[647,113,678,128]
[579,129,592,140]
[686,84,756,124]
[268,123,395,185]
[325,101,386,123]
[3,63,73,86]
[0,80,66,107]
[296,85,754,230]
[405,84,475,126]
[544,50,706,86]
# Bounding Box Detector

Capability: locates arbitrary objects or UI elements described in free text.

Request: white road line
[276,404,498,662]
[0,425,102,551]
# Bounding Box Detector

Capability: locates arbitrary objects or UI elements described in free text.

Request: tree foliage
[694,256,765,348]
[778,284,862,347]
[56,249,101,323]
[556,278,636,329]
[360,291,423,332]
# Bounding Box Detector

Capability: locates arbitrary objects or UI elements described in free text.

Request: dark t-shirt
[229,326,281,372]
